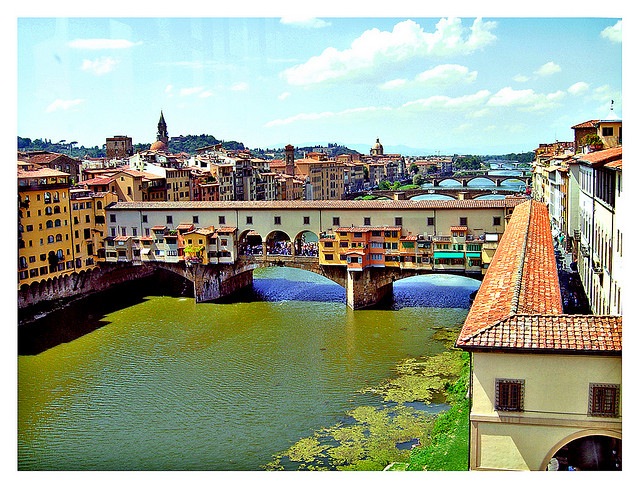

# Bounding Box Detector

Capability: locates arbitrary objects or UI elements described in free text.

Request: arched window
[44,192,51,204]
[53,206,61,214]
[97,201,103,210]
[56,249,64,260]
[55,234,62,242]
[54,219,61,227]
[53,192,60,203]
[47,235,54,243]
[19,256,27,269]
[46,220,54,229]
[45,206,53,215]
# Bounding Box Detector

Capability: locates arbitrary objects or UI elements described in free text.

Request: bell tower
[284,144,295,176]
[157,110,169,145]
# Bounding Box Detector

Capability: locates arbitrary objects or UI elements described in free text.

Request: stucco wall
[470,351,622,470]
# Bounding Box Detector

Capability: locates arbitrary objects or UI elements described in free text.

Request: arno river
[18,267,479,470]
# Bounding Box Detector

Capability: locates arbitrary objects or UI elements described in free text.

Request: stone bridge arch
[540,429,622,471]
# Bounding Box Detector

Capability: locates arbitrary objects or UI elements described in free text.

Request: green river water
[18,267,479,471]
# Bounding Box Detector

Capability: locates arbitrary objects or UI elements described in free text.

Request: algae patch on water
[263,347,467,471]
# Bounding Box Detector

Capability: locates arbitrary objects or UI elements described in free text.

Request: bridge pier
[346,267,395,310]
[187,263,255,303]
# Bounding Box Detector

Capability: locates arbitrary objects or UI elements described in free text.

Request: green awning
[434,251,464,259]
[466,252,481,258]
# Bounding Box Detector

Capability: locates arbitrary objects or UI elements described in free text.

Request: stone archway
[239,230,263,256]
[293,230,319,257]
[542,430,622,471]
[265,230,292,256]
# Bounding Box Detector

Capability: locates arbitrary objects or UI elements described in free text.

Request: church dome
[150,140,167,151]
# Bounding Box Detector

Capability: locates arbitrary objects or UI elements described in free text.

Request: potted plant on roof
[582,133,604,151]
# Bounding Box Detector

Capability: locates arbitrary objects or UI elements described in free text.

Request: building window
[110,214,116,223]
[193,216,199,224]
[142,214,148,223]
[493,216,501,226]
[602,127,614,137]
[395,217,403,226]
[495,379,524,412]
[363,217,371,226]
[246,216,253,225]
[274,216,282,225]
[324,254,333,261]
[427,217,435,226]
[167,215,173,224]
[589,383,620,417]
[460,217,468,226]
[333,217,340,226]
[303,216,310,225]
[218,216,226,225]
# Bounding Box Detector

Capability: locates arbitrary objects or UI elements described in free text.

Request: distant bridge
[422,174,531,188]
[359,187,524,201]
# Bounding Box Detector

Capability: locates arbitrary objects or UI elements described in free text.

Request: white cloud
[165,85,174,94]
[513,74,529,83]
[199,90,214,98]
[282,18,497,86]
[401,90,491,111]
[278,92,291,101]
[45,99,84,113]
[180,87,206,97]
[568,82,589,95]
[535,61,561,77]
[379,79,407,90]
[231,82,249,91]
[487,87,565,111]
[68,38,141,50]
[81,57,118,75]
[601,20,622,43]
[415,64,477,85]
[280,17,331,29]
[265,106,391,127]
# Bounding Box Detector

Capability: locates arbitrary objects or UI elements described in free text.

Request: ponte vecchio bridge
[88,198,526,309]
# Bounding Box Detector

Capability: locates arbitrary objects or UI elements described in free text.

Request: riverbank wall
[18,263,157,323]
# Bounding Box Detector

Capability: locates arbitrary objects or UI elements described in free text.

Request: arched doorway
[293,231,319,257]
[265,230,292,256]
[546,434,621,471]
[239,230,263,256]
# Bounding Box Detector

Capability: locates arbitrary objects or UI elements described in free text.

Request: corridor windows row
[495,378,620,417]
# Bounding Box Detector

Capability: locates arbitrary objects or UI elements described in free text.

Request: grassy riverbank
[406,353,470,470]
[263,328,470,471]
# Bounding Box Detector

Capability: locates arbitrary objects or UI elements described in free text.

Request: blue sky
[16,3,624,155]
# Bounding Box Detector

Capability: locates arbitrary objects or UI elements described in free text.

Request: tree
[409,162,419,175]
[378,180,391,190]
[412,174,425,186]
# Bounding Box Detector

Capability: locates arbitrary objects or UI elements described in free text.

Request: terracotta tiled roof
[571,120,598,129]
[457,200,620,353]
[109,199,516,211]
[335,226,402,233]
[450,226,468,231]
[460,314,621,353]
[17,167,69,178]
[216,226,237,233]
[605,159,622,170]
[575,146,622,167]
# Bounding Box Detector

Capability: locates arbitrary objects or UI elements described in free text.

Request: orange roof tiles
[575,146,622,166]
[461,315,621,352]
[456,200,620,354]
[17,167,70,178]
[110,199,515,211]
[571,120,598,129]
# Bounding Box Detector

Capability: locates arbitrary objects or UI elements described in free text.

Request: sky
[15,2,626,156]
